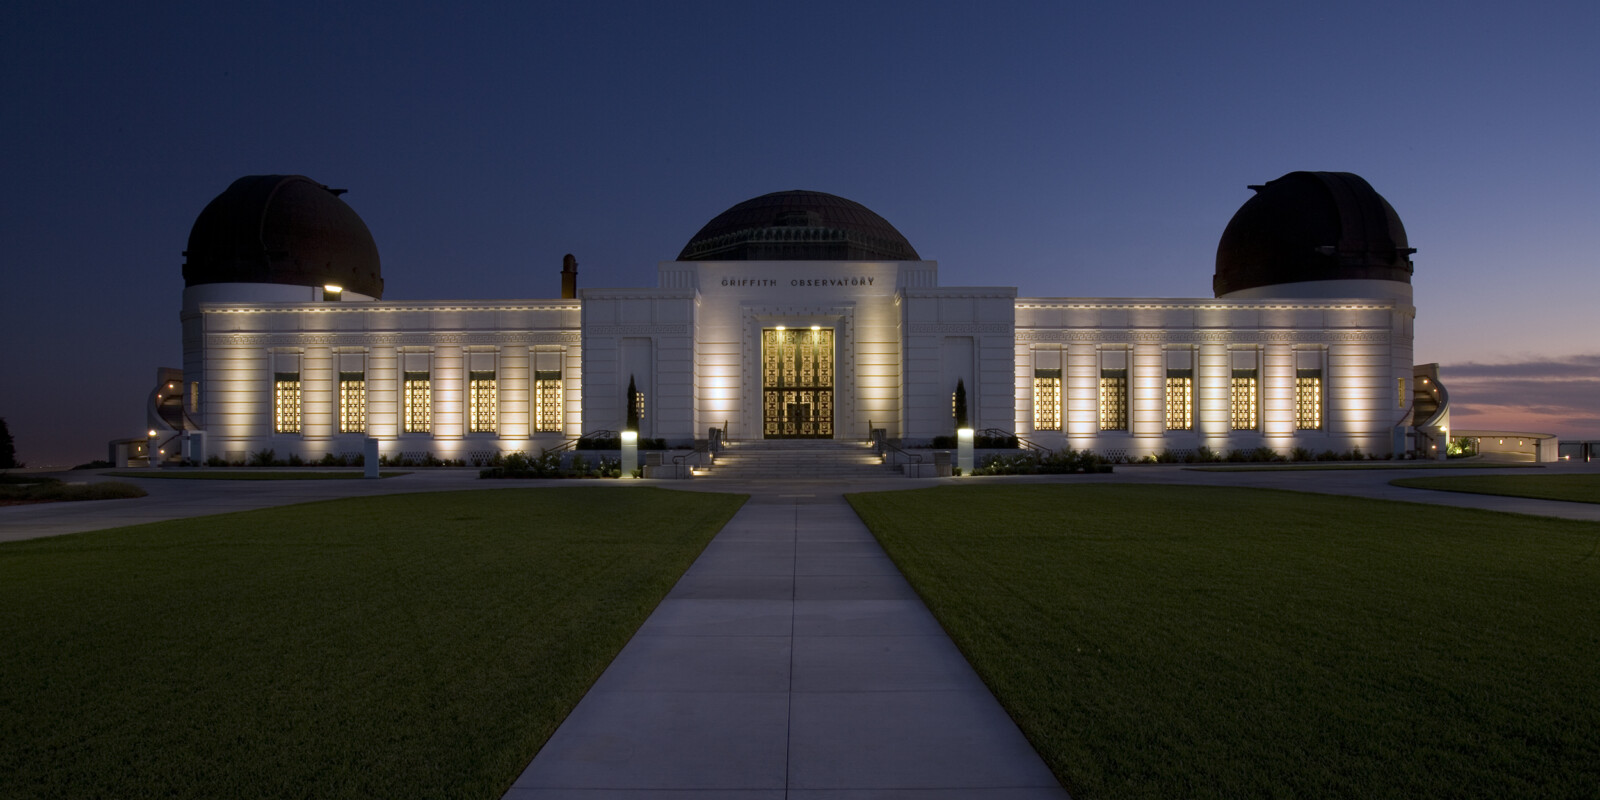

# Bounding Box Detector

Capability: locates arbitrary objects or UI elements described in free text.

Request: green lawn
[1186,461,1541,471]
[104,470,407,480]
[0,487,745,800]
[848,484,1600,799]
[0,475,146,502]
[1391,473,1600,504]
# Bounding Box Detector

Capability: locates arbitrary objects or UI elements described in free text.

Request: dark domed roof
[1214,171,1412,297]
[678,190,920,261]
[183,175,383,298]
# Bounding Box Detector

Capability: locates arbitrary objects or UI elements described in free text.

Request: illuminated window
[1165,369,1193,430]
[634,388,647,429]
[1296,369,1323,430]
[190,382,200,414]
[273,372,301,433]
[338,372,366,433]
[1231,370,1258,430]
[1099,368,1128,431]
[468,370,497,433]
[1398,377,1407,408]
[1033,368,1062,431]
[535,370,563,433]
[403,371,431,433]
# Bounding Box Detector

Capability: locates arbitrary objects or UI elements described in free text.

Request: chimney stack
[561,253,578,299]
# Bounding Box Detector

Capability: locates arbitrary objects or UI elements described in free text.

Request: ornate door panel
[762,328,834,438]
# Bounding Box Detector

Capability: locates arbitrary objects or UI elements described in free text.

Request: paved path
[502,491,1068,798]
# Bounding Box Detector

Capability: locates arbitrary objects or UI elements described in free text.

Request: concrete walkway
[503,490,1067,798]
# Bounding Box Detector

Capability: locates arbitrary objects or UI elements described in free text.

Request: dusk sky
[3,1,1595,467]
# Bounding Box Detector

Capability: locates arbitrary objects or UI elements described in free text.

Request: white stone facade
[172,260,1415,463]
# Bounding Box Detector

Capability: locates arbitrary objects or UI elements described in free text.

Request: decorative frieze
[211,331,581,347]
[1016,329,1390,344]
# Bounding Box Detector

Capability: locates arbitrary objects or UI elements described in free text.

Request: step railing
[868,423,922,468]
[548,429,620,454]
[978,427,1053,456]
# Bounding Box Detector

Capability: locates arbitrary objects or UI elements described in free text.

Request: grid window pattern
[403,372,431,433]
[338,372,366,433]
[535,370,563,433]
[273,373,301,434]
[468,371,497,433]
[1231,370,1259,430]
[1033,369,1061,431]
[1099,369,1128,431]
[1297,370,1323,430]
[634,388,647,431]
[1165,370,1193,430]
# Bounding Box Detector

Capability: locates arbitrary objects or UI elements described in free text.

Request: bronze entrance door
[762,327,834,438]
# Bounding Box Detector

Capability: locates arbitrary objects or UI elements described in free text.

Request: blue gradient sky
[3,1,1596,466]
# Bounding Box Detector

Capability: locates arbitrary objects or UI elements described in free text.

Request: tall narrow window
[1296,369,1323,430]
[535,370,563,433]
[1231,350,1259,430]
[1165,370,1193,430]
[1165,348,1193,431]
[403,371,431,433]
[189,382,200,414]
[1033,368,1062,431]
[273,372,301,433]
[468,370,497,433]
[1100,369,1128,430]
[1099,350,1128,431]
[634,388,647,430]
[339,372,366,433]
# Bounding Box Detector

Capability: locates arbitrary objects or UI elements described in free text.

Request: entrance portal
[762,327,834,438]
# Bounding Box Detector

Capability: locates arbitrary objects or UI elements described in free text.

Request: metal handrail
[977,427,1053,456]
[548,429,620,454]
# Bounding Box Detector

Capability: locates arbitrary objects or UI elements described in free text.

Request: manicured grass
[104,470,408,480]
[1391,473,1600,504]
[1187,461,1540,471]
[0,487,745,800]
[0,476,146,503]
[848,484,1600,799]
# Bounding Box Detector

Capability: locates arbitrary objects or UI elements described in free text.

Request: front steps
[698,438,889,481]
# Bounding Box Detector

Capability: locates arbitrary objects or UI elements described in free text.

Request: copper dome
[183,175,383,298]
[1214,172,1412,297]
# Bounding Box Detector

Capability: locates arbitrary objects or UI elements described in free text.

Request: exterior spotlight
[775,325,785,331]
[811,325,820,331]
[148,429,157,437]
[324,284,343,293]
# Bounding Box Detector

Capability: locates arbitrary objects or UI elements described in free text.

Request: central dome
[678,190,920,261]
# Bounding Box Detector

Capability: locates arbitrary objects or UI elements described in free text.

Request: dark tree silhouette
[625,376,639,432]
[954,379,968,429]
[0,417,17,469]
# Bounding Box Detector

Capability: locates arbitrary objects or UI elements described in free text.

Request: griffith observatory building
[131,173,1451,467]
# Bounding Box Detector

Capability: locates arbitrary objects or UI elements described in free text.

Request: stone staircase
[699,438,889,481]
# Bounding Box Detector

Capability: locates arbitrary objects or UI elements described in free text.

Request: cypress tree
[625,376,639,432]
[954,379,968,429]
